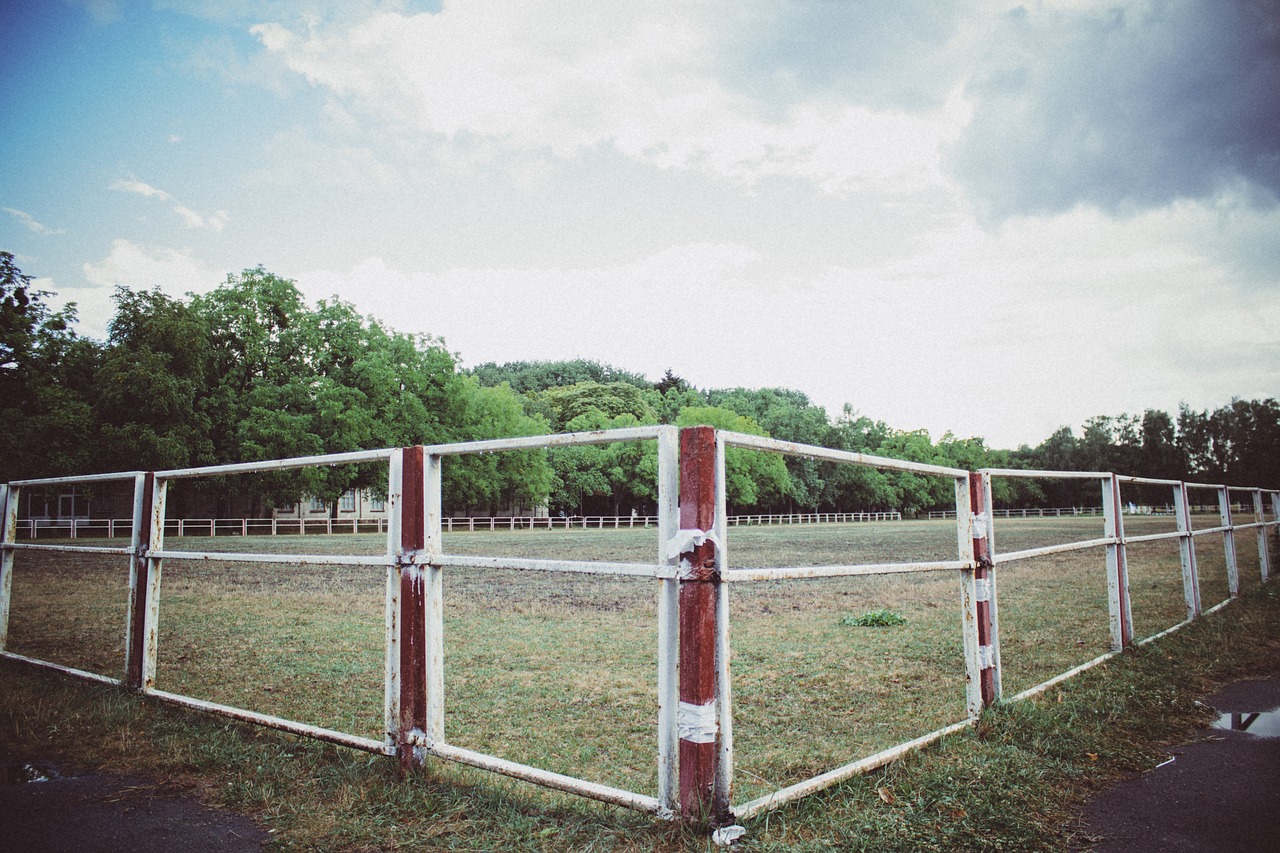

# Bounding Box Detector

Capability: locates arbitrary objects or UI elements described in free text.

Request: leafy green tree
[0,252,98,480]
[540,381,657,431]
[93,287,215,473]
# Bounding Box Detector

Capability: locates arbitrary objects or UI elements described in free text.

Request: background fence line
[10,510,905,539]
[2,429,1277,832]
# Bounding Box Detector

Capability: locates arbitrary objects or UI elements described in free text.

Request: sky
[2,0,1278,450]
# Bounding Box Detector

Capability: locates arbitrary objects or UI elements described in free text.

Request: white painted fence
[2,429,1277,830]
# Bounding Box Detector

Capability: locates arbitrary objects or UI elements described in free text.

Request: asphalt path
[1082,672,1280,852]
[0,758,268,852]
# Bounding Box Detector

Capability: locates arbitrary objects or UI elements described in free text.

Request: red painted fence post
[678,426,724,821]
[968,472,1000,708]
[398,445,428,772]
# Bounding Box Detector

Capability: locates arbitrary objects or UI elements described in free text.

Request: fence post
[126,473,166,691]
[1218,486,1239,597]
[1174,483,1202,618]
[1254,490,1270,582]
[676,425,728,822]
[961,472,1001,715]
[1102,475,1133,650]
[394,445,440,772]
[0,484,15,650]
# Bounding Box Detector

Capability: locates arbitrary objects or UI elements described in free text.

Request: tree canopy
[4,253,1278,516]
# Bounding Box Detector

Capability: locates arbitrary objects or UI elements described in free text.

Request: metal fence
[1,427,1277,829]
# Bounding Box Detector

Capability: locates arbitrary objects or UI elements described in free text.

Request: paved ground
[1081,672,1280,852]
[0,758,268,852]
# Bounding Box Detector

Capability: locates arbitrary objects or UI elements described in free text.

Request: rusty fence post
[1174,482,1202,619]
[0,483,15,651]
[962,472,1001,716]
[676,425,728,822]
[394,445,439,772]
[126,473,166,691]
[1218,486,1239,597]
[1102,475,1133,650]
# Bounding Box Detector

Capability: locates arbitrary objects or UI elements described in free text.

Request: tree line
[3,252,1277,516]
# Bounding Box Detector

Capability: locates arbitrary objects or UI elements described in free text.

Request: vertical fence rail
[1103,475,1133,650]
[383,450,403,753]
[1174,483,1202,618]
[0,484,14,650]
[656,427,680,817]
[423,450,445,749]
[123,473,152,688]
[712,430,733,815]
[1219,487,1239,597]
[1255,490,1271,582]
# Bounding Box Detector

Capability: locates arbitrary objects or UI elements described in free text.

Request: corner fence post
[1102,475,1133,650]
[126,473,166,691]
[1218,486,1239,597]
[0,484,15,650]
[1253,490,1270,582]
[396,445,433,772]
[677,425,727,822]
[1174,482,1202,619]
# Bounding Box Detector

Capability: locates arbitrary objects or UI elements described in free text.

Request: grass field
[3,515,1264,814]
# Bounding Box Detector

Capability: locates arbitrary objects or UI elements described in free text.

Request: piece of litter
[1155,757,1175,769]
[712,825,747,846]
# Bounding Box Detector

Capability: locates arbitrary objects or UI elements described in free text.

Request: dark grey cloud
[950,0,1280,219]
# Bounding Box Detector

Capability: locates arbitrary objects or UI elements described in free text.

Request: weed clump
[842,609,908,627]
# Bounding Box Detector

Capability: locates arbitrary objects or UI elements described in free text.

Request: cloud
[4,208,64,236]
[109,177,229,231]
[109,179,172,201]
[950,0,1280,218]
[83,239,225,295]
[250,2,968,194]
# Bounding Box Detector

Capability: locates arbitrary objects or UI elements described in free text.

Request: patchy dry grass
[3,517,1277,850]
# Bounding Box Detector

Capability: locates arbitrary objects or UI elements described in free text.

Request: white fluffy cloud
[251,2,969,194]
[83,239,225,295]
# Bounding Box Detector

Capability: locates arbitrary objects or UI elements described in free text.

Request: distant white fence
[926,504,1242,520]
[13,510,902,539]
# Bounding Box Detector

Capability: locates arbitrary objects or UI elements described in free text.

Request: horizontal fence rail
[2,431,1277,839]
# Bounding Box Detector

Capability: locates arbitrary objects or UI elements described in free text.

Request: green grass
[2,518,1278,850]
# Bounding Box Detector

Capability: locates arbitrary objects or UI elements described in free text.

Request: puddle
[1211,708,1280,738]
[4,762,62,784]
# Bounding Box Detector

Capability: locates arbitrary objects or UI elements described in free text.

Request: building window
[279,502,295,514]
[370,494,386,512]
[340,489,356,512]
[310,496,325,512]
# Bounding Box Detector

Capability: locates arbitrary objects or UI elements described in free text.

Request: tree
[93,287,215,473]
[0,252,98,480]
